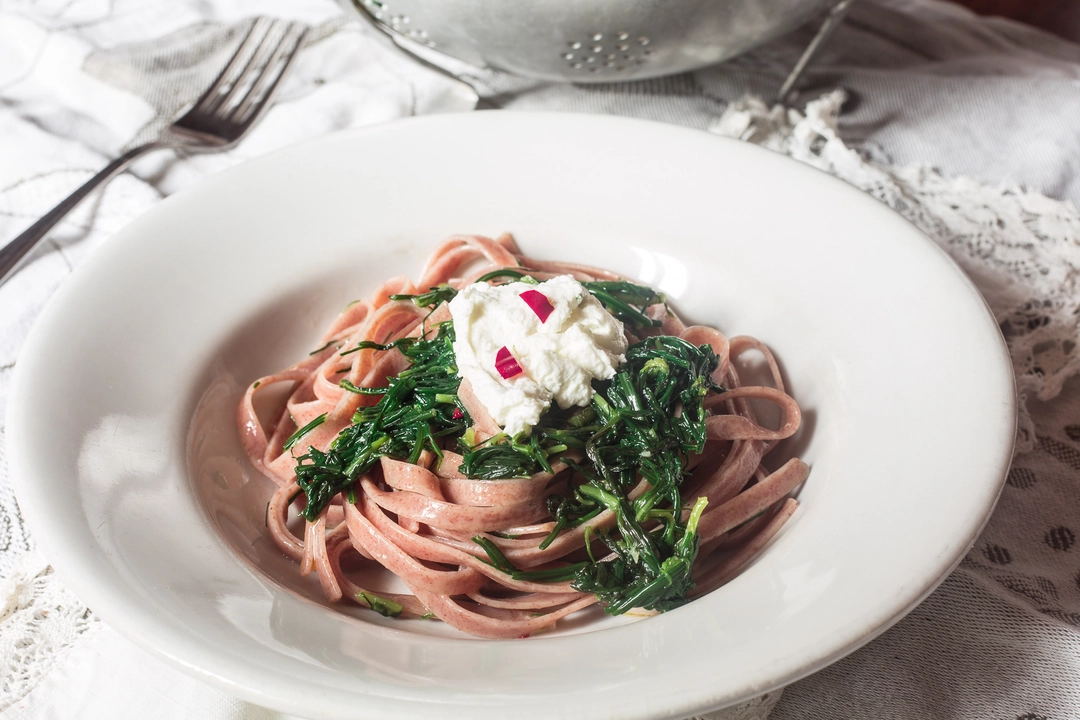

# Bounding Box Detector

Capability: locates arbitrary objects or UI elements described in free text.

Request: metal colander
[342,0,841,83]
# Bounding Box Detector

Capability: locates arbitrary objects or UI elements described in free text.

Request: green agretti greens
[293,321,466,521]
[290,274,724,615]
[472,334,723,614]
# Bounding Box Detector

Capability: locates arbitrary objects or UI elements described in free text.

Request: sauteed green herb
[291,277,724,614]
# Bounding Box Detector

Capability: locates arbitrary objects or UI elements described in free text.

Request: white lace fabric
[713,90,1080,453]
[3,0,1080,718]
[0,552,99,707]
[712,95,1080,719]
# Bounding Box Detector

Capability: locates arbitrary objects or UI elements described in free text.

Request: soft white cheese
[449,275,627,437]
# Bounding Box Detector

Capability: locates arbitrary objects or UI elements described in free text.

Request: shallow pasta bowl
[7,111,1015,719]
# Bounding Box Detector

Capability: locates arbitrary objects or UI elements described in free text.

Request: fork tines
[177,18,308,143]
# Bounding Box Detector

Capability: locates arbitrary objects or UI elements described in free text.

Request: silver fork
[0,17,308,286]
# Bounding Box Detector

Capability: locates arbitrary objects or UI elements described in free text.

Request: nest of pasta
[238,234,807,638]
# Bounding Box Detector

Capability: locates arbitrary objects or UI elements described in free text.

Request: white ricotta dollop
[448,275,628,437]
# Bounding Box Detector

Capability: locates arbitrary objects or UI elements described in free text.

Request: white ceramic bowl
[8,112,1015,720]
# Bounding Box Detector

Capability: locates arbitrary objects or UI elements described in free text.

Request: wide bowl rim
[7,110,1016,720]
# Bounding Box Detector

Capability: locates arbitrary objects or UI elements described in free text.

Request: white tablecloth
[2,1,1080,718]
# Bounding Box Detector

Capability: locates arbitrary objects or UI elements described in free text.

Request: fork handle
[0,141,171,286]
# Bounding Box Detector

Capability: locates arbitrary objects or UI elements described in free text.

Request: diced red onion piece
[495,346,523,379]
[519,289,555,323]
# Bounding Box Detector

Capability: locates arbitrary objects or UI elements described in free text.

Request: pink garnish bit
[452,407,464,420]
[519,289,555,323]
[495,346,523,379]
